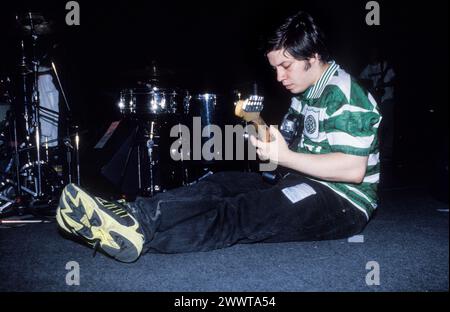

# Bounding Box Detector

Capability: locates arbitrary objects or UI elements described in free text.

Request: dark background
[0,0,448,199]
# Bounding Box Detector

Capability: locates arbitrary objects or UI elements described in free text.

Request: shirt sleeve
[324,89,381,156]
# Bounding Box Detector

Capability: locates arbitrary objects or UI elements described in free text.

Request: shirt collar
[297,61,339,100]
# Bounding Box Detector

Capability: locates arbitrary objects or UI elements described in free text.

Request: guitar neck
[251,116,271,142]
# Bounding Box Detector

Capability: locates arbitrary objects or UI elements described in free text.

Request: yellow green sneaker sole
[57,183,144,262]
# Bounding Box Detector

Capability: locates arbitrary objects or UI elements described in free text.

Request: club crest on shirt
[303,108,320,139]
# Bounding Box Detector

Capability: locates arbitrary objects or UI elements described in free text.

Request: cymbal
[19,12,46,25]
[18,12,54,36]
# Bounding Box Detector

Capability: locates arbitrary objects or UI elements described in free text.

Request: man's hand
[249,126,291,165]
[250,126,369,183]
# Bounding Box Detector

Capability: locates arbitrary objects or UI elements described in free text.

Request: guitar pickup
[242,95,264,112]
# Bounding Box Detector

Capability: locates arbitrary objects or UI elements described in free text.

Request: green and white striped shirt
[288,61,381,219]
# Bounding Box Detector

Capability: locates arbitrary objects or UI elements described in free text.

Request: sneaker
[57,183,144,262]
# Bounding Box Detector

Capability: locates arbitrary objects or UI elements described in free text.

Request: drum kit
[0,12,74,217]
[99,61,265,198]
[1,11,264,214]
[110,61,222,197]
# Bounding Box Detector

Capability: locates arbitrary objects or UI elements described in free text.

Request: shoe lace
[95,197,130,217]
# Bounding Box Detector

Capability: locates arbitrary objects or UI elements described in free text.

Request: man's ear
[304,56,316,71]
[309,53,320,64]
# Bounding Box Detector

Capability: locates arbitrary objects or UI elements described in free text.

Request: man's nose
[276,68,285,82]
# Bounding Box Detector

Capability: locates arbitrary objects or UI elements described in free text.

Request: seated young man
[56,11,381,262]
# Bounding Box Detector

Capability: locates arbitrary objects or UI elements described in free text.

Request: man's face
[267,49,317,94]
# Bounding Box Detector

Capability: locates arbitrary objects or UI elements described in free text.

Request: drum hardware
[0,219,52,225]
[114,77,192,194]
[117,87,186,115]
[75,129,80,185]
[0,201,14,214]
[176,123,190,185]
[185,170,213,186]
[63,136,73,184]
[51,59,80,185]
[145,120,160,196]
[106,119,162,197]
[0,179,15,214]
[51,62,71,114]
[0,12,76,218]
[146,134,156,196]
[119,61,191,116]
[183,91,192,115]
[137,144,142,190]
[16,12,45,197]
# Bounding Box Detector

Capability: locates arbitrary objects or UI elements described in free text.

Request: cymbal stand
[178,122,189,185]
[11,103,22,197]
[146,121,156,196]
[44,136,49,162]
[13,22,34,200]
[18,39,32,164]
[27,12,43,197]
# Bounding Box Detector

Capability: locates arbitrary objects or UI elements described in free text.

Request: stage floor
[0,187,448,292]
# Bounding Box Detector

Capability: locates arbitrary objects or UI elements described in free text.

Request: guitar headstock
[234,95,264,122]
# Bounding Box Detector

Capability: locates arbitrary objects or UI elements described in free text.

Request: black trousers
[129,171,368,254]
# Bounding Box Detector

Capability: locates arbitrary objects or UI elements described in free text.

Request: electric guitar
[234,95,291,183]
